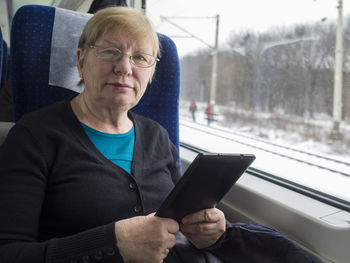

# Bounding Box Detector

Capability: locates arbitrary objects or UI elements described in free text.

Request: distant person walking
[189,100,197,121]
[205,101,213,126]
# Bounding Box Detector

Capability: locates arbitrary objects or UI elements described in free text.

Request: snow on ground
[179,101,350,203]
[179,101,350,162]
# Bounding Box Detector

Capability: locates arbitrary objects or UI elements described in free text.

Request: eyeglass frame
[89,45,160,68]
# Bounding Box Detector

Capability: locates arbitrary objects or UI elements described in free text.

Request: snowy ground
[179,119,350,203]
[179,100,350,202]
[179,101,350,162]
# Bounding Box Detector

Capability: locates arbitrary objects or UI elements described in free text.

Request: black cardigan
[0,100,181,262]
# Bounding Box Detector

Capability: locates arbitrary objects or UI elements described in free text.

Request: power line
[160,16,215,49]
[160,15,220,104]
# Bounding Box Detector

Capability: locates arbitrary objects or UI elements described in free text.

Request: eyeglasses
[90,45,159,68]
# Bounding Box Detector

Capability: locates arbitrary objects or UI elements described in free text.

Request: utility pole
[160,15,220,104]
[209,14,219,104]
[332,0,343,138]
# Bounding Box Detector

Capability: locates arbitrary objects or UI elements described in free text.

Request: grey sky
[147,0,349,56]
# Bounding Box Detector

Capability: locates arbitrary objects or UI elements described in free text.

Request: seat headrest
[49,8,92,93]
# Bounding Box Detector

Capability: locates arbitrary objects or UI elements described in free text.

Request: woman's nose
[113,55,132,75]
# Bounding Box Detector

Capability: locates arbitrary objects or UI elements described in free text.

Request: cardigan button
[133,204,142,213]
[129,181,137,190]
[94,250,103,260]
[82,255,90,262]
[106,247,116,256]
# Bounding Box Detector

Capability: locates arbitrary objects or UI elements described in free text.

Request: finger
[182,208,221,224]
[153,214,179,233]
[164,233,177,248]
[182,227,225,247]
[161,248,170,261]
[163,218,179,234]
[181,221,219,235]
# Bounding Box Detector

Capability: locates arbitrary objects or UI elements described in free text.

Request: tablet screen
[156,153,256,223]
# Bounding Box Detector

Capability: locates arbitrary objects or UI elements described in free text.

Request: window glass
[12,0,54,12]
[148,0,350,204]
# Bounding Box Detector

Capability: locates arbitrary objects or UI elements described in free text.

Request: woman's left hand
[180,208,226,249]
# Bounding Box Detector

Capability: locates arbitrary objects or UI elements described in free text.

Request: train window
[147,0,350,210]
[1,0,349,210]
[0,0,87,44]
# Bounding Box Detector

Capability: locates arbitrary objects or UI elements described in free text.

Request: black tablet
[156,153,256,223]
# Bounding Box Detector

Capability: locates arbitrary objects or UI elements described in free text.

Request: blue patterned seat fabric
[10,5,180,150]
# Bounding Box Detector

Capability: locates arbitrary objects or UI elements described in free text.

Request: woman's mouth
[107,82,133,90]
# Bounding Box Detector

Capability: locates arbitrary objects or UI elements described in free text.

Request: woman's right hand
[115,213,179,263]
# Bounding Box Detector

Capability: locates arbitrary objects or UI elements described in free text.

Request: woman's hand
[180,208,226,249]
[115,213,179,263]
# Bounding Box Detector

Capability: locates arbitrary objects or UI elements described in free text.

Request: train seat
[10,4,180,150]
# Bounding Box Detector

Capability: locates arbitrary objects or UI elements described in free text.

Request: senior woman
[0,7,226,263]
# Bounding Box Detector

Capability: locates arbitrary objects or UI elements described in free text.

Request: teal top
[82,123,135,174]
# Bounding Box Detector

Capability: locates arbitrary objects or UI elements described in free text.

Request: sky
[147,0,350,57]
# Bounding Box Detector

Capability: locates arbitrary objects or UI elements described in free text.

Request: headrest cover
[49,8,92,92]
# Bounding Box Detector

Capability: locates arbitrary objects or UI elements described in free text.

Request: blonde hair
[77,7,159,85]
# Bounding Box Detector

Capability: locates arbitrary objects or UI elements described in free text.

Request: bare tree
[180,17,349,123]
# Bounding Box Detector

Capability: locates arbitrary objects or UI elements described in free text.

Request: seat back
[10,5,180,150]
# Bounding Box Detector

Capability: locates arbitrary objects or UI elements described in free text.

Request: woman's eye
[133,54,147,61]
[101,49,117,56]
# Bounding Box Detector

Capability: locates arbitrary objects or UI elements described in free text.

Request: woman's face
[77,30,154,112]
